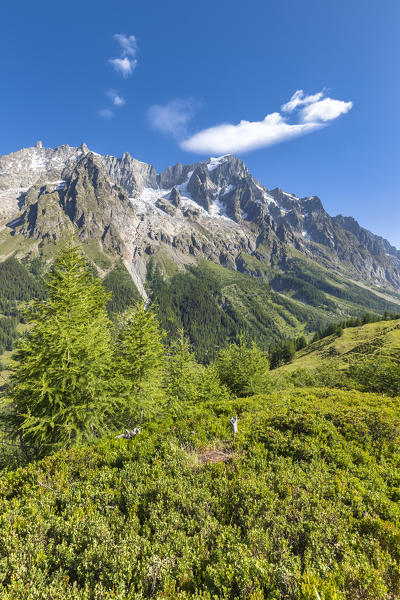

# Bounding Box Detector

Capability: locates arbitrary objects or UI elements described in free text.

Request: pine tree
[114,301,166,421]
[216,335,271,397]
[164,329,201,417]
[4,240,114,457]
[196,363,231,404]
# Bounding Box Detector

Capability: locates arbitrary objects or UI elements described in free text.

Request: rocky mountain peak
[1,142,400,291]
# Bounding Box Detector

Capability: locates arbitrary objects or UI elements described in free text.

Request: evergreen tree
[114,301,166,421]
[3,241,114,458]
[164,329,200,417]
[216,335,271,397]
[196,363,231,404]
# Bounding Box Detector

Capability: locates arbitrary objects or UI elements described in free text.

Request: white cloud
[107,89,125,107]
[109,33,138,78]
[282,89,324,113]
[148,98,199,137]
[301,98,353,122]
[114,33,137,57]
[98,108,114,119]
[109,57,137,78]
[179,89,353,155]
[181,112,322,154]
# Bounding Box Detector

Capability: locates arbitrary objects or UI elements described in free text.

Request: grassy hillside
[276,318,400,374]
[0,389,399,599]
[148,260,330,361]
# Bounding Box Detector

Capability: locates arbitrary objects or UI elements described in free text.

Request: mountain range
[1,142,400,356]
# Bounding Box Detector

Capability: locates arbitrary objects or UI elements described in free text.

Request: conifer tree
[196,363,231,404]
[216,334,271,397]
[165,329,200,416]
[4,240,114,457]
[114,301,166,420]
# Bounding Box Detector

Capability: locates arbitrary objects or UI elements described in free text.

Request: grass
[276,318,400,373]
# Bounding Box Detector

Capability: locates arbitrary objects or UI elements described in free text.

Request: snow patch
[206,155,231,171]
[46,180,65,190]
[130,187,169,215]
[221,184,234,196]
[30,152,47,171]
[282,191,299,200]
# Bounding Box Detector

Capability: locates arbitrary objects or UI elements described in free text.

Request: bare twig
[115,427,141,439]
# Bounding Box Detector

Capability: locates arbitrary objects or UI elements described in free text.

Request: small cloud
[179,89,353,155]
[107,89,125,107]
[109,57,137,78]
[98,108,114,119]
[301,98,353,122]
[109,33,138,78]
[148,98,200,137]
[282,89,325,113]
[114,33,137,57]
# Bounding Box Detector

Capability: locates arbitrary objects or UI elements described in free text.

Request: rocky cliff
[1,142,399,293]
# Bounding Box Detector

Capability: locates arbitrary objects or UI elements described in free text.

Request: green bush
[349,357,400,395]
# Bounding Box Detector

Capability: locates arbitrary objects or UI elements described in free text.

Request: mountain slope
[275,317,400,373]
[1,143,400,291]
[1,142,400,356]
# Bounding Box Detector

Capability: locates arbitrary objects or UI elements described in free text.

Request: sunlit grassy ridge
[1,388,399,599]
[276,318,400,373]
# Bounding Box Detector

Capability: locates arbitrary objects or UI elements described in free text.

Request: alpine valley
[1,142,400,358]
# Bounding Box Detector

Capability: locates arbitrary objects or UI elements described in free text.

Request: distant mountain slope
[275,318,400,373]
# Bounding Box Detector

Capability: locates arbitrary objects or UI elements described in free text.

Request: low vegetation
[0,389,399,599]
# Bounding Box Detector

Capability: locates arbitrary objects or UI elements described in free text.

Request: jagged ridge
[1,142,399,293]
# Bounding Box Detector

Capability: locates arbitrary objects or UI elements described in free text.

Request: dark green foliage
[271,273,337,310]
[295,335,307,350]
[270,338,297,369]
[0,257,45,352]
[0,316,19,353]
[0,389,399,599]
[283,257,400,312]
[102,261,141,314]
[313,311,400,343]
[3,242,115,458]
[216,335,271,396]
[147,262,241,362]
[147,261,330,362]
[0,256,44,303]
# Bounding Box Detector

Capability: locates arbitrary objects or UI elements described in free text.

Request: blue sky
[1,0,399,246]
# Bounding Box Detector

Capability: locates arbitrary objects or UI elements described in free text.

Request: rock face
[102,152,158,197]
[1,143,400,293]
[169,187,181,208]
